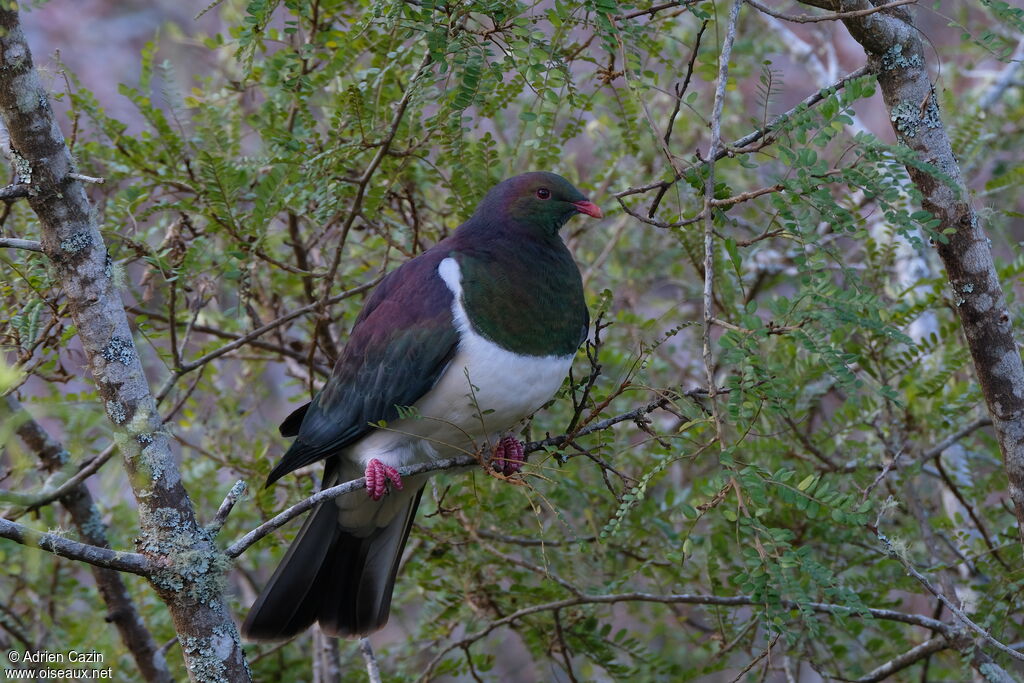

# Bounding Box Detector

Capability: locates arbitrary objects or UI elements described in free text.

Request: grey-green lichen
[11,147,31,184]
[961,283,974,293]
[101,336,135,364]
[977,662,1010,683]
[79,507,108,541]
[180,628,231,683]
[891,101,920,139]
[105,400,128,425]
[880,43,923,71]
[59,231,92,253]
[921,95,942,132]
[139,506,232,609]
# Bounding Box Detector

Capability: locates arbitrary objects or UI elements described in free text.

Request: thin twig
[855,636,949,682]
[1,444,116,510]
[615,66,872,200]
[359,638,383,683]
[876,531,1024,661]
[0,236,41,251]
[152,276,381,404]
[702,0,745,439]
[616,0,699,20]
[67,172,104,184]
[207,480,247,536]
[227,390,708,557]
[919,417,992,461]
[315,53,433,357]
[417,591,957,680]
[745,0,916,24]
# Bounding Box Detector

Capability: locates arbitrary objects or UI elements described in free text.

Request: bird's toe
[492,436,526,476]
[365,458,403,500]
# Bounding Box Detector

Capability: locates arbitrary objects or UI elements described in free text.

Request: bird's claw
[365,458,402,501]
[492,436,525,476]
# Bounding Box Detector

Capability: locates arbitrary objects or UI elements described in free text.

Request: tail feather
[319,487,424,637]
[241,500,340,641]
[241,487,424,641]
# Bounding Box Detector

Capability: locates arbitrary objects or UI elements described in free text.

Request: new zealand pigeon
[241,172,602,640]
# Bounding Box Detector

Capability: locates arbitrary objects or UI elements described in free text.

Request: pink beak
[572,200,603,219]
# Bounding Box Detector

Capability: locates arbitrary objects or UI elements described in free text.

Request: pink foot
[492,436,525,476]
[365,459,402,501]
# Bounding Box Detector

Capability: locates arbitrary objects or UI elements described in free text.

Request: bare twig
[67,172,104,184]
[0,183,30,201]
[315,53,433,358]
[0,236,40,250]
[702,0,744,438]
[207,480,247,536]
[358,638,383,683]
[919,417,992,462]
[152,275,382,403]
[2,444,116,511]
[616,1,699,20]
[854,636,950,682]
[228,390,707,557]
[417,590,959,680]
[876,531,1024,661]
[614,66,872,201]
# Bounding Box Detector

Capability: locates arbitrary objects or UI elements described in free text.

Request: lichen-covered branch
[0,8,251,681]
[792,0,1024,546]
[0,517,152,575]
[1,396,172,682]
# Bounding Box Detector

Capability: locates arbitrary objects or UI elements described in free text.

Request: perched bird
[242,172,602,640]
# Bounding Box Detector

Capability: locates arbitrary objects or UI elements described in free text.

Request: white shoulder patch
[438,257,462,296]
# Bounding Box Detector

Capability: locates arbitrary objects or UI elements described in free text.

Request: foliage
[1,0,1023,680]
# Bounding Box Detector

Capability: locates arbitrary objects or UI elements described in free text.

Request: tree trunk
[0,8,251,681]
[799,0,1024,546]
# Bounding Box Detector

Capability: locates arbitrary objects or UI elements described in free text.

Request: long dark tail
[241,488,424,640]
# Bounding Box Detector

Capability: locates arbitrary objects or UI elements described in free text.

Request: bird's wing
[267,252,458,485]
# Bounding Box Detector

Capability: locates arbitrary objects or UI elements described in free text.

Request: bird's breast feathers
[350,257,572,465]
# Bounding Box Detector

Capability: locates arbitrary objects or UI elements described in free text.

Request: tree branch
[0,517,151,575]
[745,0,916,24]
[853,636,950,683]
[417,590,963,680]
[0,236,41,251]
[702,0,744,438]
[1,396,171,682]
[876,531,1024,662]
[0,8,251,680]
[228,390,706,557]
[796,0,1024,545]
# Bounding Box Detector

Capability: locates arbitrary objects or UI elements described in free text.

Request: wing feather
[266,251,458,485]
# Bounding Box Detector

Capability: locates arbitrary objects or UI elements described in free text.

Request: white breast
[421,257,573,444]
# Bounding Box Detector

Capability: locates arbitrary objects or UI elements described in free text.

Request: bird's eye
[536,188,551,199]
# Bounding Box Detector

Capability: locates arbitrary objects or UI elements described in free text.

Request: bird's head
[475,171,603,236]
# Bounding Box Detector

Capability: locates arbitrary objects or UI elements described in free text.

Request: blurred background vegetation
[1,0,1023,680]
